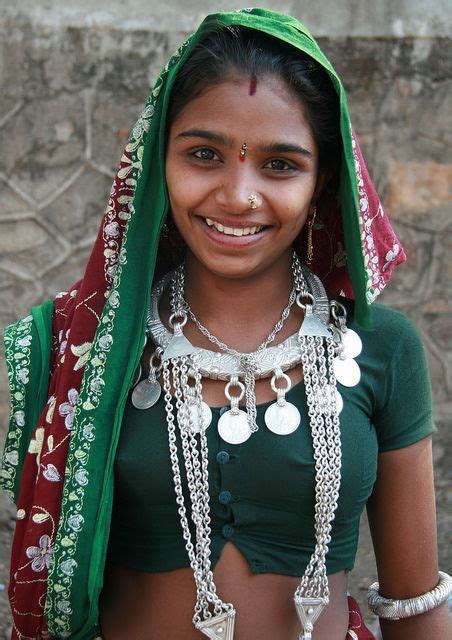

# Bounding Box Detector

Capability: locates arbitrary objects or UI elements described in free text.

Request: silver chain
[177,252,305,356]
[171,252,306,433]
[163,357,234,624]
[295,335,342,603]
[159,256,343,638]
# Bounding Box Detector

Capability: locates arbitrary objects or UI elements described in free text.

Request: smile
[204,217,265,236]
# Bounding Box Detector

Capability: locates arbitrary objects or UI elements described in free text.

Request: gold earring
[306,206,317,265]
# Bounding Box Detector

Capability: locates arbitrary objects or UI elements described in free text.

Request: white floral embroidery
[131,103,154,143]
[5,450,18,466]
[46,395,56,423]
[26,534,53,572]
[57,600,72,614]
[59,330,70,356]
[59,389,78,430]
[60,558,77,576]
[17,368,29,384]
[1,315,34,497]
[75,468,89,486]
[17,335,32,348]
[14,410,25,426]
[28,427,45,467]
[104,221,120,237]
[89,377,105,393]
[67,513,84,532]
[383,243,400,272]
[70,342,92,371]
[82,423,95,441]
[351,132,385,302]
[99,334,113,350]
[108,291,120,308]
[43,463,62,482]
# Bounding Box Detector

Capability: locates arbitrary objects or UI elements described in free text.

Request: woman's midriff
[98,542,350,640]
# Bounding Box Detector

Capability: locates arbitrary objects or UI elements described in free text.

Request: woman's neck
[182,251,299,351]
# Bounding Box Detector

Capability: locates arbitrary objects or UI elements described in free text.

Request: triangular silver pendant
[294,596,326,639]
[161,333,196,361]
[299,313,330,338]
[197,610,235,640]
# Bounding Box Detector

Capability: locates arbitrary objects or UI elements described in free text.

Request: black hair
[166,26,341,181]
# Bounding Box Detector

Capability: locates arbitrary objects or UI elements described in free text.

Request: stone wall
[0,1,450,636]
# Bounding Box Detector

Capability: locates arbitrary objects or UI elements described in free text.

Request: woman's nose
[214,168,260,214]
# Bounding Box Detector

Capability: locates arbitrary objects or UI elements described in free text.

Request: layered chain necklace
[131,253,363,640]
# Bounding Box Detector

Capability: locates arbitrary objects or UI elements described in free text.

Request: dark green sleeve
[372,314,436,452]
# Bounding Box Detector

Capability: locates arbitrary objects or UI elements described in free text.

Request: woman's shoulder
[341,297,420,340]
[338,297,426,367]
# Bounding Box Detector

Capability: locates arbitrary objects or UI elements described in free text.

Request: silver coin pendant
[341,329,362,359]
[218,409,252,445]
[131,379,162,409]
[188,401,213,434]
[335,389,344,414]
[264,401,301,435]
[333,357,361,387]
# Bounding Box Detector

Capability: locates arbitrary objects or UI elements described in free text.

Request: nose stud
[248,193,260,210]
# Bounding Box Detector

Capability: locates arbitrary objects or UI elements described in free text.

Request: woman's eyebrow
[175,129,313,158]
[261,142,313,158]
[175,129,232,147]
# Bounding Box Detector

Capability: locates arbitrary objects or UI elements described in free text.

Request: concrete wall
[0,1,451,636]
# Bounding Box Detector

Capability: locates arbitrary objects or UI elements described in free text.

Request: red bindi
[239,142,247,162]
[249,74,257,96]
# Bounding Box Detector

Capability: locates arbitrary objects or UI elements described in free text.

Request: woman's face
[165,74,320,280]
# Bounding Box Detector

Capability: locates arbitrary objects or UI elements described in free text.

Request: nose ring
[248,193,260,210]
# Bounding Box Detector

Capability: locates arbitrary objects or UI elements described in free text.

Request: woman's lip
[195,216,271,246]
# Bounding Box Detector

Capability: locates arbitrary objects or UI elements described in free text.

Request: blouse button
[222,524,234,539]
[216,451,230,464]
[219,490,232,505]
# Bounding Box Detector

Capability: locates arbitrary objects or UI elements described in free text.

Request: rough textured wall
[0,1,451,636]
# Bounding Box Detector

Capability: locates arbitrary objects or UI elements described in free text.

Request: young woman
[1,8,450,640]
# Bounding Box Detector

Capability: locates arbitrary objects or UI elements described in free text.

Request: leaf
[61,537,74,547]
[32,513,49,524]
[70,342,91,357]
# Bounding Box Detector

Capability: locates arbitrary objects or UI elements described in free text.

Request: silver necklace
[132,257,363,640]
[144,255,343,443]
[173,254,303,442]
[159,278,343,640]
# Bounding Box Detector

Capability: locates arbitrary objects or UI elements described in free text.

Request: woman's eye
[266,158,295,171]
[193,148,218,162]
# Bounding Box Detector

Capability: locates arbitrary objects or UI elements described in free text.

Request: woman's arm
[367,436,450,640]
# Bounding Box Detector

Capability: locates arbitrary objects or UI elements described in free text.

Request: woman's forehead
[169,75,316,151]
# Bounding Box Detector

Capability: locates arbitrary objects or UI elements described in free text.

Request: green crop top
[107,303,436,576]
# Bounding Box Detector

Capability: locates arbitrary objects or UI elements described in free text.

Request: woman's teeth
[204,217,264,236]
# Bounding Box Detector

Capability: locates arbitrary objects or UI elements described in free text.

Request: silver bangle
[367,571,452,620]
